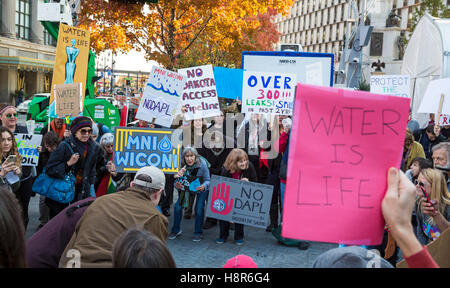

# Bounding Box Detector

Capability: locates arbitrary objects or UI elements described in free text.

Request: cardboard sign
[113,127,182,174]
[281,84,410,245]
[370,75,411,98]
[49,23,90,118]
[178,65,221,120]
[205,175,273,229]
[135,66,185,128]
[242,71,296,115]
[214,67,244,100]
[15,134,43,167]
[397,228,450,268]
[54,83,82,117]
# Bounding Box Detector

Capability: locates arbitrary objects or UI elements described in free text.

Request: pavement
[25,193,338,268]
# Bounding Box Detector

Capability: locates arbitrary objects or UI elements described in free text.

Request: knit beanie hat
[312,246,394,268]
[70,116,92,135]
[223,255,258,268]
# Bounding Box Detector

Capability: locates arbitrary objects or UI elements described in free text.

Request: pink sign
[281,84,410,245]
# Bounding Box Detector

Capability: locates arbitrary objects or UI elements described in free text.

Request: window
[43,29,56,46]
[15,0,31,40]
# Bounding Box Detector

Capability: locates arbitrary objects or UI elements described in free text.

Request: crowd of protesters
[0,101,448,268]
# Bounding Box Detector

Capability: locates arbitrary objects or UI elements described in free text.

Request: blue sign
[113,127,182,174]
[213,67,244,100]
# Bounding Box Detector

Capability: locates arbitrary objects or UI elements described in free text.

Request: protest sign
[370,75,411,98]
[15,134,43,167]
[418,78,450,126]
[439,114,450,126]
[49,23,90,118]
[178,65,221,120]
[135,66,186,128]
[242,71,296,115]
[214,67,244,100]
[113,127,181,174]
[205,175,273,229]
[54,83,82,117]
[281,84,410,245]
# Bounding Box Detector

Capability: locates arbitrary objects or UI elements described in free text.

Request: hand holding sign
[211,182,234,215]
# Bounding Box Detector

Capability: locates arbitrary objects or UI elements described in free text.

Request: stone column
[30,0,44,44]
[0,0,16,38]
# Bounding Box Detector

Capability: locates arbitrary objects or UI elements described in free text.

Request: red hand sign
[211,182,234,215]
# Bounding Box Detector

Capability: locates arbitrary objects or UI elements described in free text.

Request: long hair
[112,228,176,268]
[0,126,22,167]
[224,148,249,173]
[417,168,450,223]
[0,187,26,267]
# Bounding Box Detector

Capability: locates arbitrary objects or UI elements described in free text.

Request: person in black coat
[236,114,271,184]
[45,116,97,219]
[216,149,257,245]
[198,134,235,229]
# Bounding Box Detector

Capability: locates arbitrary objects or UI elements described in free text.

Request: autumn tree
[176,8,281,68]
[78,0,294,70]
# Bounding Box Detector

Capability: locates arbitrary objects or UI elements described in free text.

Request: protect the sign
[370,75,411,98]
[113,127,181,174]
[178,65,221,120]
[135,66,185,128]
[49,23,90,118]
[282,84,410,245]
[54,83,82,117]
[205,175,273,229]
[15,134,43,167]
[242,71,296,115]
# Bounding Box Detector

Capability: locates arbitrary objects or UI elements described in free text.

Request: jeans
[219,220,244,240]
[171,190,208,235]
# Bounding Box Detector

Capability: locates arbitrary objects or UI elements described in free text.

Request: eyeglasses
[79,128,92,135]
[5,113,17,119]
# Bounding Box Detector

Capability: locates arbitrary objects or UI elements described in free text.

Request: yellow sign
[49,23,90,118]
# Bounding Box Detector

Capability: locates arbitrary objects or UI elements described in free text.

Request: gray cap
[312,246,394,268]
[133,166,165,190]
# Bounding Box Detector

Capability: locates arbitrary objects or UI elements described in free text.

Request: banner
[49,23,90,118]
[54,83,82,117]
[205,175,273,229]
[242,71,296,115]
[370,75,411,98]
[281,84,410,245]
[135,66,185,128]
[178,64,221,120]
[113,127,182,174]
[15,134,43,167]
[214,67,244,100]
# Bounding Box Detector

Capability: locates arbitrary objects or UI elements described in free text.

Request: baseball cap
[312,246,393,268]
[133,166,165,190]
[223,255,258,268]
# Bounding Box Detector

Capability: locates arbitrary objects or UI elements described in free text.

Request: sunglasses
[79,128,92,135]
[5,113,17,119]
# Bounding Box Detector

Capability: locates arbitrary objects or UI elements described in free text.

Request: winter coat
[58,186,169,268]
[45,135,97,201]
[220,160,258,183]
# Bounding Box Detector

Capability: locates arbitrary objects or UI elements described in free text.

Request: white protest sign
[440,114,450,126]
[135,66,186,128]
[178,64,221,120]
[15,134,43,167]
[418,78,450,116]
[370,75,411,98]
[242,71,296,115]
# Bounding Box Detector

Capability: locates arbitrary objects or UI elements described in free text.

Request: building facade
[0,0,56,105]
[275,0,430,85]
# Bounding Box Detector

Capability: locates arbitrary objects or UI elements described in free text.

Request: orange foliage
[78,0,295,69]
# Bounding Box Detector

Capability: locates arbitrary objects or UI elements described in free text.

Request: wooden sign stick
[435,93,445,135]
